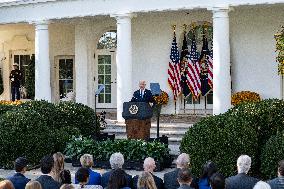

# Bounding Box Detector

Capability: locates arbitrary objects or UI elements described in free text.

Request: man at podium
[131,80,154,103]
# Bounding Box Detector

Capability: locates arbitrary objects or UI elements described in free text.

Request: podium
[122,102,153,140]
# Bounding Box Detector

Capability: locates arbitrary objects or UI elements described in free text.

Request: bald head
[176,153,190,169]
[143,157,156,172]
[139,81,146,90]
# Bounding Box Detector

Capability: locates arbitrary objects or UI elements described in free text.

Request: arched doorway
[95,30,117,109]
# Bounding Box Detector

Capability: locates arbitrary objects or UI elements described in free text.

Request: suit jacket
[75,168,101,185]
[101,170,133,188]
[7,172,30,189]
[131,89,154,103]
[178,184,195,189]
[225,173,259,189]
[267,177,284,189]
[36,175,61,189]
[164,168,199,189]
[132,173,164,189]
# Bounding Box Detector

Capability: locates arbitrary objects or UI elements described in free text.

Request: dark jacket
[35,175,61,189]
[267,177,284,189]
[7,172,30,189]
[164,168,199,189]
[131,89,154,103]
[9,69,22,87]
[178,184,195,189]
[225,173,259,189]
[133,173,164,189]
[101,170,133,188]
[75,168,101,185]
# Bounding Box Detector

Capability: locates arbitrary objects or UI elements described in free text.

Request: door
[183,90,213,113]
[95,50,117,109]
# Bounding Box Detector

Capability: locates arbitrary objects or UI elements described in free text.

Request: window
[59,58,74,99]
[97,30,117,49]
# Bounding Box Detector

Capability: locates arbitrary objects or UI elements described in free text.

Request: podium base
[125,119,151,140]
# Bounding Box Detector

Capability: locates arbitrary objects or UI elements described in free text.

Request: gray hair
[109,152,124,169]
[176,153,190,168]
[237,155,251,174]
[253,181,271,189]
[143,157,156,172]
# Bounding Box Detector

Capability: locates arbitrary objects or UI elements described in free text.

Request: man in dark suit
[7,157,30,189]
[101,153,132,188]
[267,160,284,189]
[133,157,164,189]
[177,168,195,189]
[131,80,154,103]
[226,155,259,189]
[36,155,61,189]
[164,153,198,189]
[9,63,22,101]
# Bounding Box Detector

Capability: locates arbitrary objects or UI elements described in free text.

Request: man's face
[139,81,146,90]
[13,65,18,70]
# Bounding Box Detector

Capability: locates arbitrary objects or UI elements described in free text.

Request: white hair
[176,153,190,168]
[109,152,124,169]
[253,181,271,189]
[237,155,251,174]
[143,157,156,172]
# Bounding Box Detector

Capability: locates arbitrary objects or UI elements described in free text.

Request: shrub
[231,91,261,106]
[261,131,284,179]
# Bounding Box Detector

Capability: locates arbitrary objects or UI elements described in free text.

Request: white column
[112,13,135,122]
[212,7,231,114]
[34,21,51,101]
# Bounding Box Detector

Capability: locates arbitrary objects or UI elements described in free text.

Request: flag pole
[205,95,207,116]
[175,101,176,114]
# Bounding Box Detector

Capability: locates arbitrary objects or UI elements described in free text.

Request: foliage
[181,99,284,178]
[153,91,169,105]
[231,91,261,106]
[261,131,284,179]
[65,137,170,163]
[275,26,284,74]
[25,54,35,99]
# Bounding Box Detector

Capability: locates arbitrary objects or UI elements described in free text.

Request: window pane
[186,94,193,104]
[98,65,104,74]
[98,56,104,64]
[98,75,104,84]
[59,80,73,99]
[105,85,111,93]
[207,91,213,104]
[14,55,19,64]
[104,55,111,64]
[105,75,111,84]
[105,94,111,103]
[105,65,111,74]
[98,94,104,103]
[97,30,117,49]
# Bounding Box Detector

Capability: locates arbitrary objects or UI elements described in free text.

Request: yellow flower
[231,91,261,106]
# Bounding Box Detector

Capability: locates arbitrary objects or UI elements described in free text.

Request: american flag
[168,32,181,101]
[186,35,201,99]
[207,54,213,88]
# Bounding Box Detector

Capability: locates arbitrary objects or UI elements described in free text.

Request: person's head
[25,181,42,189]
[253,181,271,189]
[60,169,72,184]
[60,184,75,189]
[176,153,190,169]
[0,180,14,189]
[237,155,251,174]
[80,154,93,169]
[13,63,19,70]
[278,160,284,177]
[139,81,146,90]
[107,168,128,189]
[109,152,124,169]
[75,167,90,185]
[53,152,64,172]
[137,171,157,189]
[209,173,225,189]
[143,157,156,173]
[200,161,218,179]
[15,157,28,173]
[178,168,192,185]
[40,155,54,174]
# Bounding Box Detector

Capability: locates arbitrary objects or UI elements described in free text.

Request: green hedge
[180,99,284,178]
[65,137,170,163]
[0,100,99,168]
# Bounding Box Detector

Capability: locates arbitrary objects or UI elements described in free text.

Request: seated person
[131,81,154,103]
[74,168,102,189]
[7,157,30,189]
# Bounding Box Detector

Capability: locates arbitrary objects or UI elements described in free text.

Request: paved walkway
[0,163,174,181]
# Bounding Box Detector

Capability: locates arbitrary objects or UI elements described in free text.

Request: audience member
[25,181,42,189]
[51,152,65,183]
[7,157,30,189]
[209,173,225,189]
[0,180,15,189]
[101,153,132,188]
[75,154,101,185]
[60,170,72,184]
[177,168,194,189]
[199,161,218,189]
[35,155,61,189]
[137,171,157,189]
[253,181,271,189]
[107,168,131,189]
[164,153,198,189]
[267,160,284,189]
[74,167,102,189]
[60,184,75,189]
[133,157,163,189]
[226,155,259,189]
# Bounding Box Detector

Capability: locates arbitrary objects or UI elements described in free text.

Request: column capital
[209,6,233,18]
[31,20,50,30]
[111,13,137,21]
